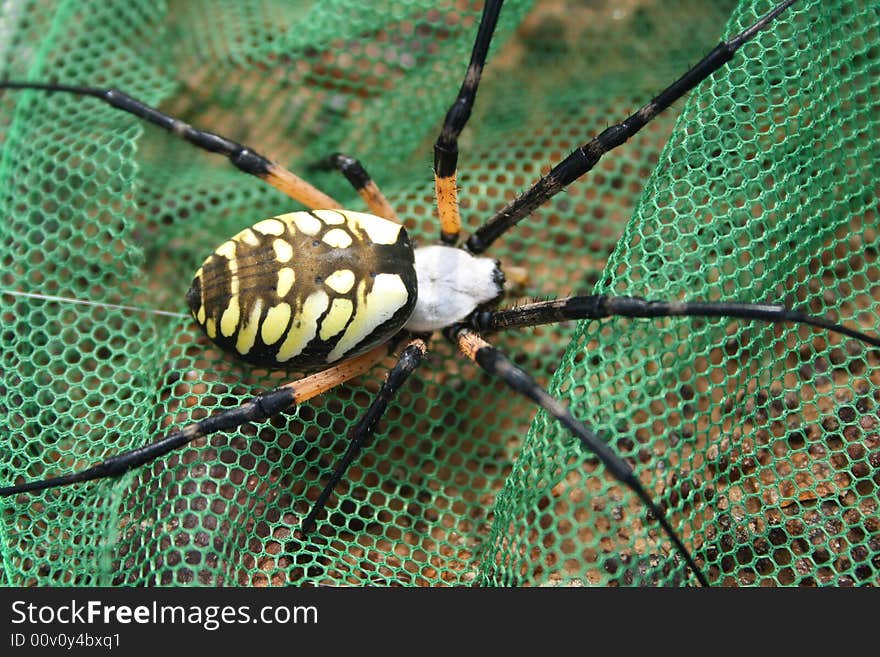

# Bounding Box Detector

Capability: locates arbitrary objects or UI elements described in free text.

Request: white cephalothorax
[404,244,504,332]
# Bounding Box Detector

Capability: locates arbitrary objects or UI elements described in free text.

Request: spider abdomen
[186,209,417,370]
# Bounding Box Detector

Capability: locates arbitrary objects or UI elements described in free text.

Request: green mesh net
[1,0,877,587]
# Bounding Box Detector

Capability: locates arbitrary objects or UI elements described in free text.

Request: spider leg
[433,0,504,245]
[468,295,880,347]
[299,337,428,535]
[310,152,400,222]
[447,326,709,587]
[0,343,391,497]
[0,81,340,209]
[465,0,800,253]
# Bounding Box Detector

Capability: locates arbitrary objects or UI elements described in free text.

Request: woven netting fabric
[1,0,877,586]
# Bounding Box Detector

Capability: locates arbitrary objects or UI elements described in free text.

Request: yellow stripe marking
[206,317,217,339]
[324,269,355,295]
[235,299,263,355]
[220,296,241,337]
[319,298,353,341]
[322,228,353,249]
[194,268,206,324]
[273,238,294,263]
[238,228,261,247]
[327,273,408,362]
[313,209,346,225]
[344,210,402,245]
[217,246,241,338]
[261,302,292,345]
[292,212,322,236]
[215,240,236,259]
[277,267,296,298]
[228,257,240,295]
[276,290,330,362]
[252,218,285,236]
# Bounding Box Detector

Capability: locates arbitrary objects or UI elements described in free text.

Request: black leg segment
[0,81,341,209]
[0,387,297,496]
[0,343,391,499]
[465,0,800,253]
[468,294,880,347]
[299,337,428,535]
[433,0,505,244]
[448,326,709,586]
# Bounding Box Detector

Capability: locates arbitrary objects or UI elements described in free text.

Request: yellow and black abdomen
[186,209,417,370]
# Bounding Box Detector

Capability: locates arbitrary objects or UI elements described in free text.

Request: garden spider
[2,0,878,587]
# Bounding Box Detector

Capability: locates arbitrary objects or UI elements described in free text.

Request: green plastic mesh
[1,0,877,587]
